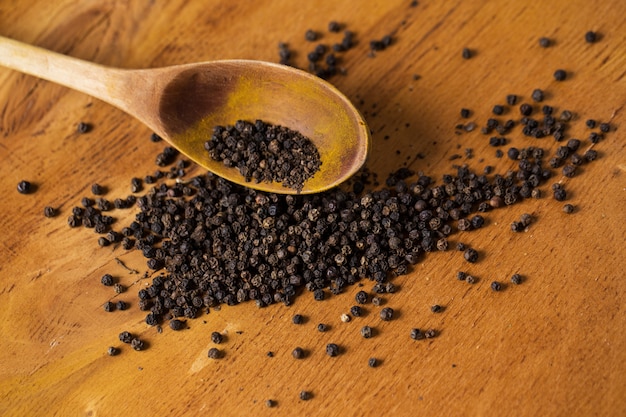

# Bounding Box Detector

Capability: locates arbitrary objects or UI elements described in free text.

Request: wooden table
[1,1,625,416]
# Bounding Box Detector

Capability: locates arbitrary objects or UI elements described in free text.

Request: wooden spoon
[0,36,370,194]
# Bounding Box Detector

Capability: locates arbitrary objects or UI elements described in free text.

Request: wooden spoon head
[156,60,370,194]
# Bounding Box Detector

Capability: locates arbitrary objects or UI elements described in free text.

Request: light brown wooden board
[1,1,625,416]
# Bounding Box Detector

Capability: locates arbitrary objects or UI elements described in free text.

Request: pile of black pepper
[204,119,322,191]
[41,9,614,405]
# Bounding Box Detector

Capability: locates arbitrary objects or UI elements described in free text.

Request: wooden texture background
[0,1,625,416]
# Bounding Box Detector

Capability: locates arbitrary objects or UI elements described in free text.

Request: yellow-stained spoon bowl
[0,36,370,194]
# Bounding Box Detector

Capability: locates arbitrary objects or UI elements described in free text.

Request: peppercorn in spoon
[0,36,370,194]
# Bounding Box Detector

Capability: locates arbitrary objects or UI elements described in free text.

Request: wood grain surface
[1,1,625,416]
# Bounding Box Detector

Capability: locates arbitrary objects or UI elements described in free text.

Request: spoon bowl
[0,36,370,194]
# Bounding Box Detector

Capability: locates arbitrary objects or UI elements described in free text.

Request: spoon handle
[0,35,132,112]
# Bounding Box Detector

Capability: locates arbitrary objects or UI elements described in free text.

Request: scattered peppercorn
[43,206,57,217]
[553,187,567,201]
[328,21,341,32]
[17,180,32,194]
[207,347,221,359]
[460,108,471,118]
[103,301,115,312]
[77,122,92,134]
[431,304,442,313]
[350,305,363,317]
[317,323,328,332]
[119,331,132,344]
[585,31,597,43]
[299,391,312,401]
[210,332,223,344]
[361,326,373,339]
[355,290,368,304]
[531,89,544,102]
[380,307,394,321]
[599,122,610,133]
[563,204,575,214]
[368,357,378,367]
[326,343,339,357]
[101,274,114,286]
[463,248,478,263]
[410,328,424,340]
[116,300,128,311]
[424,329,436,338]
[371,297,382,306]
[292,314,304,325]
[492,105,504,115]
[305,29,318,41]
[553,69,567,81]
[511,274,522,285]
[539,37,551,48]
[462,47,472,59]
[165,319,183,331]
[292,347,305,359]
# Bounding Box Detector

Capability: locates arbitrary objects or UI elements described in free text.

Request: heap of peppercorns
[204,120,322,191]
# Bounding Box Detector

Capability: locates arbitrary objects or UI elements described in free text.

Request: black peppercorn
[491,281,502,291]
[305,29,318,41]
[511,274,522,285]
[361,326,373,339]
[116,300,128,311]
[424,329,436,338]
[584,149,598,162]
[457,271,467,281]
[326,343,339,357]
[292,347,305,359]
[317,323,328,332]
[539,37,551,47]
[460,108,471,118]
[43,206,57,218]
[599,122,610,133]
[585,31,597,43]
[119,331,132,344]
[410,328,424,340]
[507,147,520,160]
[350,305,363,317]
[77,122,92,134]
[299,391,312,401]
[207,347,221,359]
[292,314,304,325]
[211,332,223,344]
[355,290,368,304]
[563,204,575,214]
[103,301,114,312]
[17,180,32,194]
[553,187,567,201]
[462,47,472,59]
[531,89,544,102]
[368,357,378,368]
[506,94,517,105]
[492,105,504,115]
[519,103,533,116]
[463,248,478,263]
[101,274,114,286]
[431,304,442,313]
[380,307,394,321]
[553,69,567,81]
[328,21,341,32]
[107,346,119,356]
[91,183,105,195]
[169,319,185,331]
